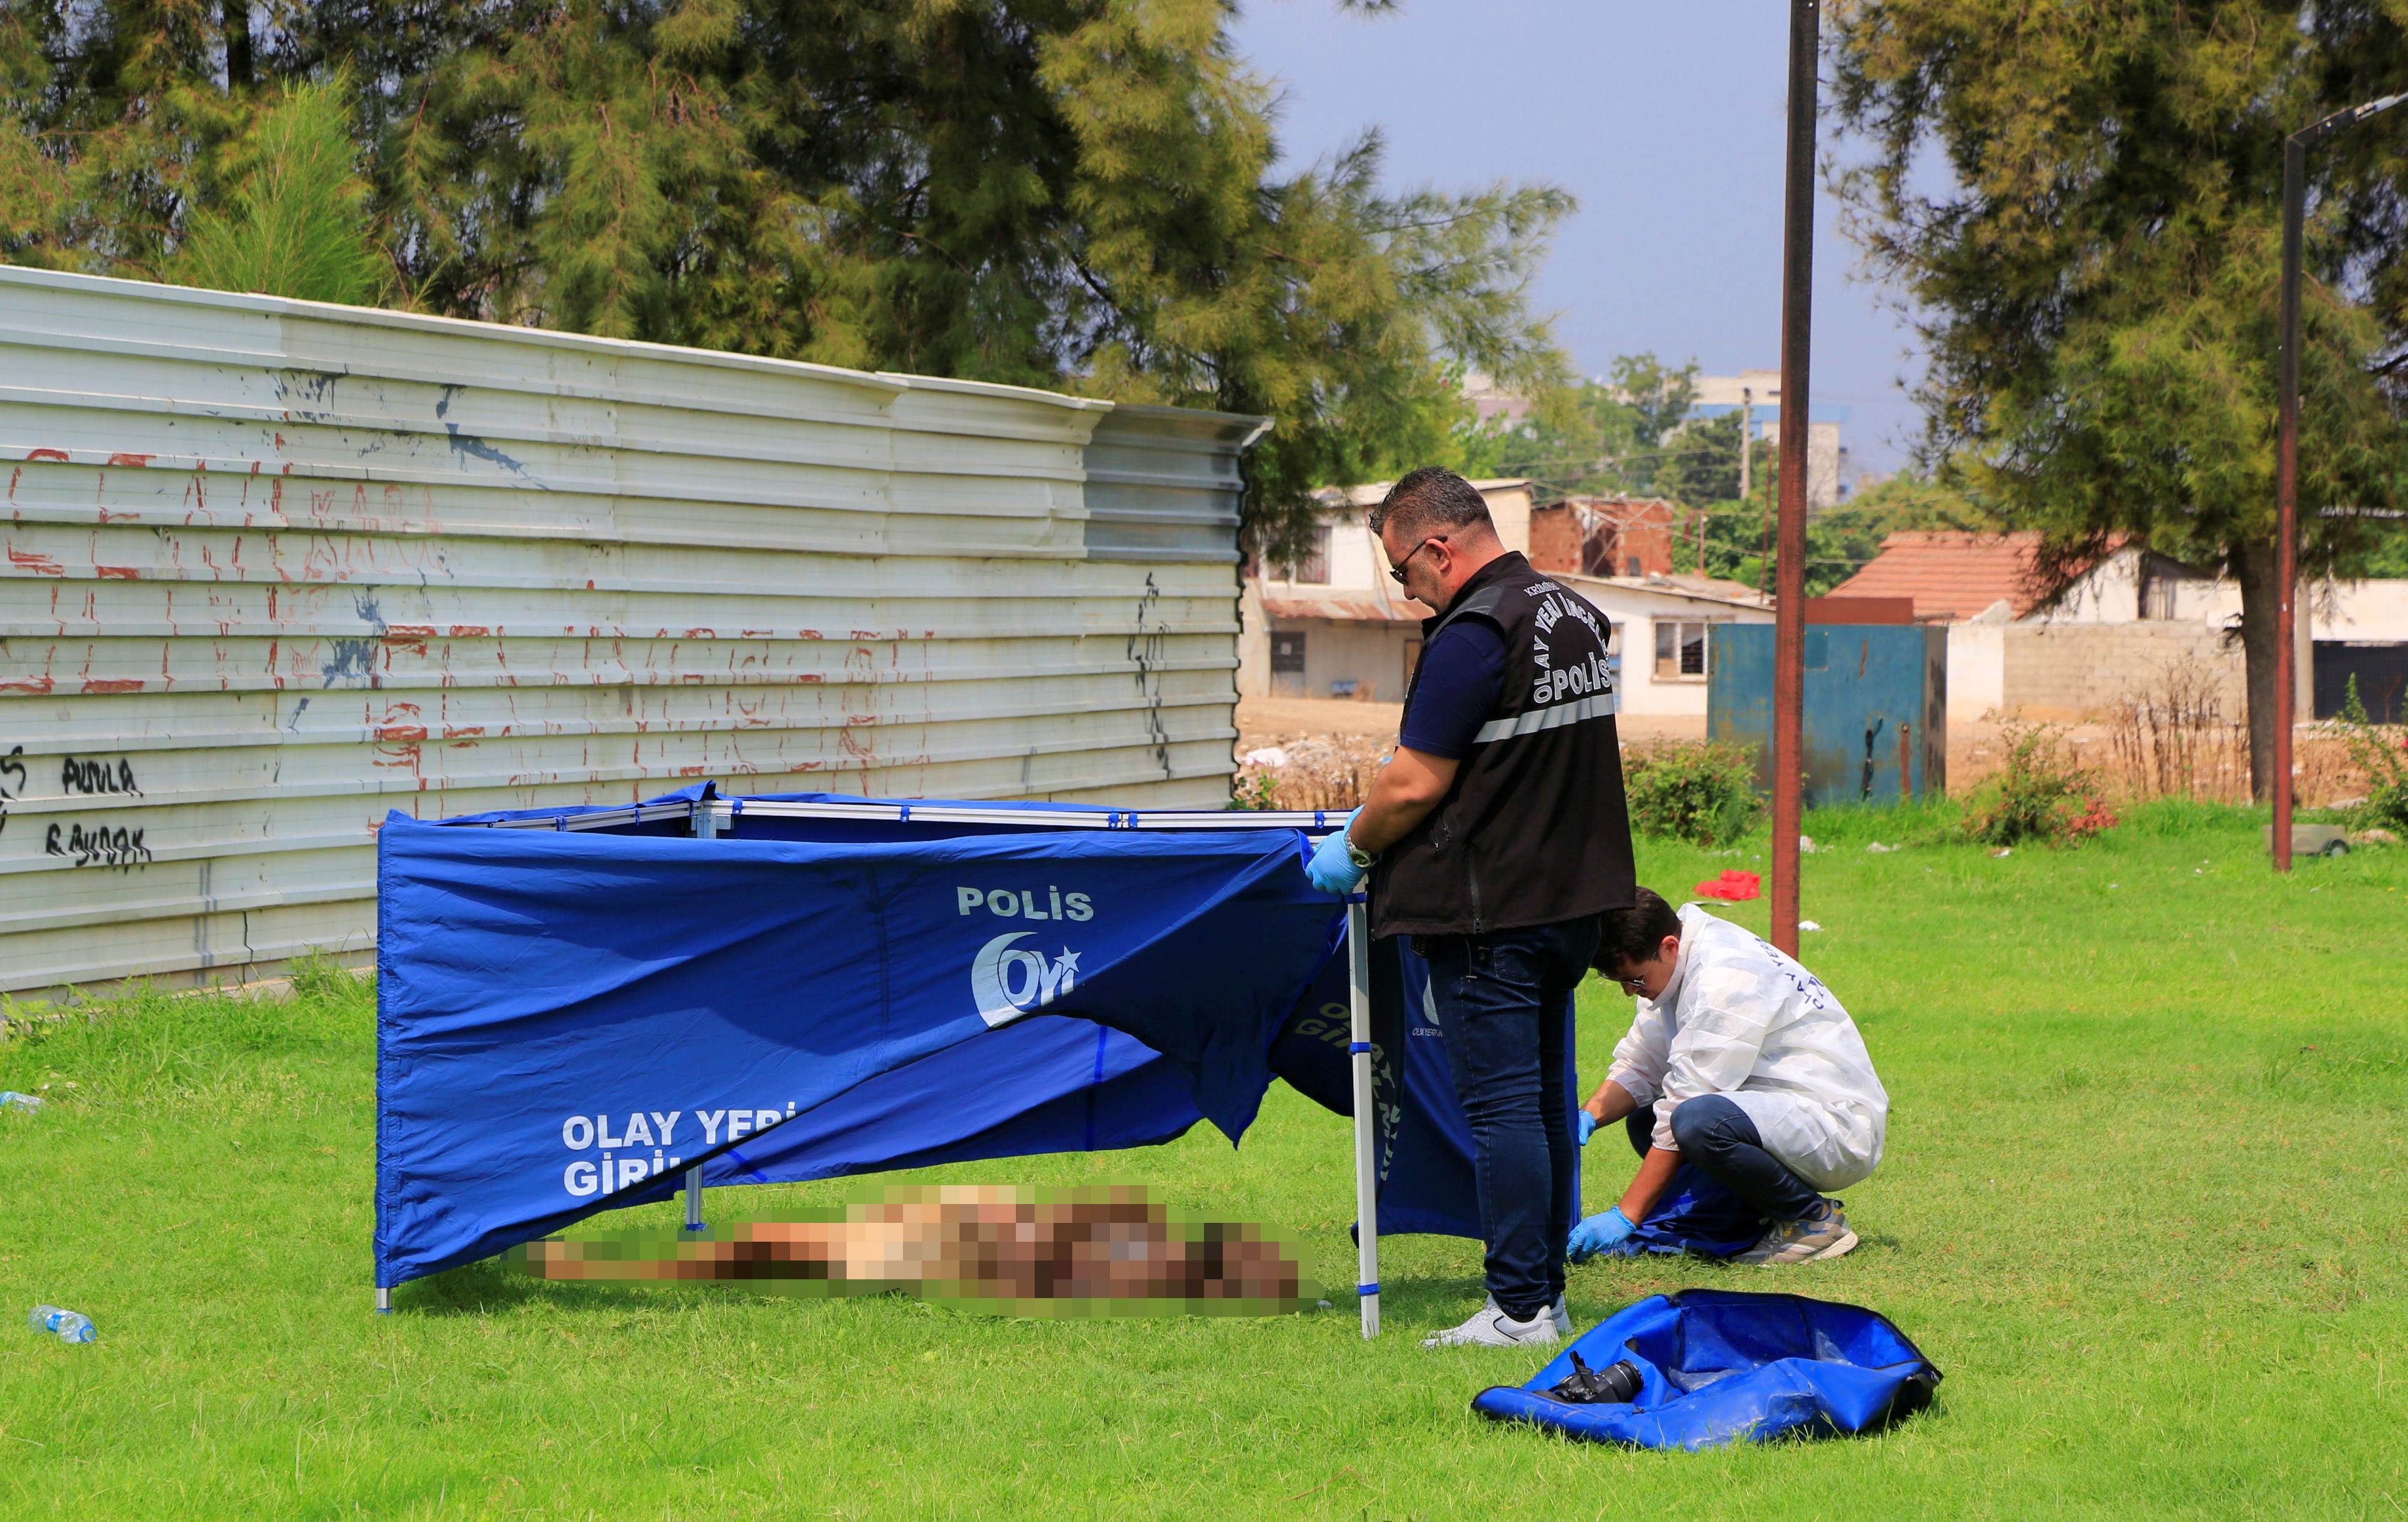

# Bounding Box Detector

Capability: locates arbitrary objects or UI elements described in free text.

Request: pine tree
[1830,0,2408,797]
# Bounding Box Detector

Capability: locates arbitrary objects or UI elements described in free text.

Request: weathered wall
[0,270,1260,994]
[1997,623,2242,721]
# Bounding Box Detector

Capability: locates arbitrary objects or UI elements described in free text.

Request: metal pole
[683,1165,705,1232]
[1346,897,1379,1340]
[2271,89,2405,870]
[376,1288,390,1314]
[1770,0,1819,956]
[2275,135,2304,872]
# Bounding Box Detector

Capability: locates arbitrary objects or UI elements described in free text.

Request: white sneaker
[1485,1292,1573,1338]
[1423,1303,1563,1348]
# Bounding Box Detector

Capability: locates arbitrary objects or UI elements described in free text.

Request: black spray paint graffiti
[0,744,23,835]
[1126,574,1172,778]
[46,820,152,870]
[61,755,142,796]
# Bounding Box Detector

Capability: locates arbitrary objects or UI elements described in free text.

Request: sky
[1226,0,1930,480]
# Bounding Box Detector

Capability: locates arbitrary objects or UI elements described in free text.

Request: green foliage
[1455,354,1707,501]
[0,0,1573,569]
[1963,722,2116,847]
[1829,1,2408,795]
[169,81,386,305]
[1622,738,1761,847]
[1665,471,1993,596]
[2334,677,2408,833]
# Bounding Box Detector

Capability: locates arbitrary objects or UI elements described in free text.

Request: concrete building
[1528,496,1683,579]
[1239,477,1770,714]
[1691,369,1849,507]
[1825,532,2408,723]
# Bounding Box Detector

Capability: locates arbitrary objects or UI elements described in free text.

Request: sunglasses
[1386,536,1447,584]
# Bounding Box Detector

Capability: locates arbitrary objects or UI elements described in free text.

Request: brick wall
[1528,505,1586,574]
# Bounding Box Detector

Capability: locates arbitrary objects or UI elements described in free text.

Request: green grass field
[3,804,2404,1519]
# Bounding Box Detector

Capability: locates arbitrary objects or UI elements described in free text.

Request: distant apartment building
[1691,368,1849,507]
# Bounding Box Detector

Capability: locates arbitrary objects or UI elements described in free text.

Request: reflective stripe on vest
[1472,689,1621,744]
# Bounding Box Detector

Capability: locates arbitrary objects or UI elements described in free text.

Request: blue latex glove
[1304,810,1368,895]
[1566,1207,1636,1262]
[1575,1109,1598,1146]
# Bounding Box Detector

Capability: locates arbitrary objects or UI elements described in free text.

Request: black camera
[1545,1351,1644,1405]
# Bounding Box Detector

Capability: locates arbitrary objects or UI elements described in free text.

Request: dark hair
[1594,887,1682,974]
[1366,466,1496,546]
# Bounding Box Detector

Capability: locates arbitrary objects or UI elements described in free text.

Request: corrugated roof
[1262,593,1426,623]
[1827,531,2049,621]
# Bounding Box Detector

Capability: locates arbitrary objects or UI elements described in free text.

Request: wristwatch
[1344,835,1376,870]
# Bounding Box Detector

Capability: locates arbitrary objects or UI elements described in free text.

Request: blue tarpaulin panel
[372,789,1544,1289]
[1472,1289,1941,1448]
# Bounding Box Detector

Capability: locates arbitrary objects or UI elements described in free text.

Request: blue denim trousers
[1420,915,1601,1321]
[1622,1092,1827,1223]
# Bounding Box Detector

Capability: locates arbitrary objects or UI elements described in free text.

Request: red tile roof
[1827,531,2049,622]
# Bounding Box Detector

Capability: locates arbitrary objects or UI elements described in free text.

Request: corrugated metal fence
[0,269,1264,995]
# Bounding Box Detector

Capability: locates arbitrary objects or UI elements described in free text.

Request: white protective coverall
[1604,904,1888,1192]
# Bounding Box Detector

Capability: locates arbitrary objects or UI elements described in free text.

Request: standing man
[1304,466,1635,1348]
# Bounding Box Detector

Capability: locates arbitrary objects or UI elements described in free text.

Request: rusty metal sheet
[0,268,1261,995]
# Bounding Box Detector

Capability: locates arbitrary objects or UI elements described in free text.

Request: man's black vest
[1371,552,1635,938]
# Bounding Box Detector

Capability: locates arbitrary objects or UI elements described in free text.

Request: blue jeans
[1422,916,1600,1321]
[1623,1093,1826,1223]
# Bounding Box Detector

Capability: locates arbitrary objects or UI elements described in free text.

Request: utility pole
[1770,0,1817,955]
[2274,86,2405,872]
[1738,384,1753,502]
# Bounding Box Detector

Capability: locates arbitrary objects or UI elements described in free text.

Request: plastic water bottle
[28,1306,94,1343]
[0,1091,40,1112]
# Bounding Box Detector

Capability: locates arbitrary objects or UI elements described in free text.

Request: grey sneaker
[1485,1292,1573,1338]
[1734,1202,1858,1266]
[1423,1304,1562,1348]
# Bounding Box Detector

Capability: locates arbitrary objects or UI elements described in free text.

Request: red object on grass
[1694,870,1761,901]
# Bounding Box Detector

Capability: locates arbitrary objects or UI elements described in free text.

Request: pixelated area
[505,1185,1316,1316]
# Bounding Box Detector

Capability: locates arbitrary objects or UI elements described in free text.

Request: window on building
[1654,620,1711,680]
[1270,632,1306,675]
[1279,525,1331,584]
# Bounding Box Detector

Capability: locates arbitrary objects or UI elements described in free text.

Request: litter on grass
[0,1092,41,1112]
[507,1185,1313,1316]
[1694,870,1761,902]
[1798,920,1824,932]
[1866,842,1896,854]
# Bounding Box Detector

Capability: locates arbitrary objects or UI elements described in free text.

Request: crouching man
[1568,887,1888,1266]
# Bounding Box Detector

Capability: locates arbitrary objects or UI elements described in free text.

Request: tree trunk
[2234,536,2280,802]
[222,0,252,90]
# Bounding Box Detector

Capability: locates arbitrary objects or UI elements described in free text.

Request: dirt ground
[1234,697,2366,809]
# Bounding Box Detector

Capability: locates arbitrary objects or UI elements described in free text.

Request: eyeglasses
[1386,536,1447,584]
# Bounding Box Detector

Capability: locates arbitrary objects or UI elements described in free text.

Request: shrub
[1624,739,1762,847]
[1965,722,2115,847]
[2334,677,2408,833]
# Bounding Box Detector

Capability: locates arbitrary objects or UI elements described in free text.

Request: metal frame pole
[2275,135,2305,871]
[683,1165,706,1232]
[2274,88,2405,870]
[1770,0,1819,956]
[1346,897,1379,1339]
